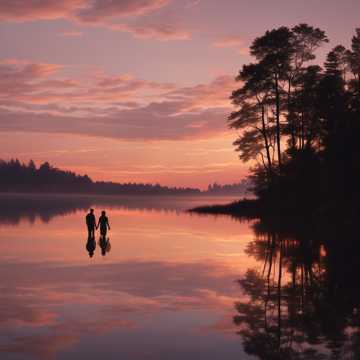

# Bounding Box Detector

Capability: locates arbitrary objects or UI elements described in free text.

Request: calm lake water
[0,194,359,359]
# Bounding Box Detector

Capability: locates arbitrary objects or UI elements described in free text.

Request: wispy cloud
[107,23,191,41]
[213,36,249,55]
[75,0,170,22]
[0,0,168,21]
[0,0,191,41]
[59,30,83,37]
[0,0,86,21]
[0,60,234,141]
[186,0,202,8]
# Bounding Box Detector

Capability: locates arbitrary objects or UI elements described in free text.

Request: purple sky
[0,0,359,187]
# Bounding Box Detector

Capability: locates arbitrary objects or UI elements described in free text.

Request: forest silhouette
[194,24,360,219]
[0,159,200,195]
[0,159,249,196]
[190,24,360,358]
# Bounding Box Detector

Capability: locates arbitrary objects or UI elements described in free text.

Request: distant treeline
[206,180,251,195]
[0,159,249,196]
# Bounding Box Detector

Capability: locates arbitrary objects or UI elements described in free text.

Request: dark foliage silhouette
[206,180,251,195]
[0,159,200,195]
[0,159,250,196]
[228,24,360,217]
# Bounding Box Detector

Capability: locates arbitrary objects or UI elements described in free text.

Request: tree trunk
[261,103,273,175]
[300,111,305,150]
[275,73,282,169]
[288,78,296,149]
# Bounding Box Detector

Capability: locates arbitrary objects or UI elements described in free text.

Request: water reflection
[0,194,91,224]
[0,193,238,225]
[86,235,96,258]
[99,236,111,256]
[6,194,358,359]
[0,258,244,360]
[0,197,252,360]
[233,217,360,359]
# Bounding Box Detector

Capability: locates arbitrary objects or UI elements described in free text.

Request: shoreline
[188,198,262,219]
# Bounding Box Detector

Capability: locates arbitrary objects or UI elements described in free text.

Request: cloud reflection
[0,194,239,225]
[0,259,241,359]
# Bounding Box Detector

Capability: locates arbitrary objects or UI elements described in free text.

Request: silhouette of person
[96,210,110,237]
[86,235,96,258]
[86,208,96,237]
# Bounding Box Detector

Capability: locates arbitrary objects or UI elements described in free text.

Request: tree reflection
[234,218,360,359]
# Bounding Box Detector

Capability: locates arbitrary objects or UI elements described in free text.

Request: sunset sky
[0,0,359,188]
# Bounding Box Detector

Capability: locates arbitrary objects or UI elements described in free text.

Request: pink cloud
[96,73,176,91]
[165,75,236,110]
[0,0,192,41]
[213,36,249,55]
[108,22,191,41]
[0,0,86,21]
[36,79,79,88]
[59,30,83,37]
[0,0,169,21]
[0,104,229,140]
[0,62,173,105]
[0,60,235,140]
[75,0,170,23]
[0,61,62,79]
[96,73,134,87]
[0,61,70,103]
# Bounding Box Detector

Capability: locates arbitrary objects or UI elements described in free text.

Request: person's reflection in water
[85,208,96,237]
[86,235,96,258]
[99,236,111,256]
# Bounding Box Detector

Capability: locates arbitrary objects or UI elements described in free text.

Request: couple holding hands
[86,209,111,238]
